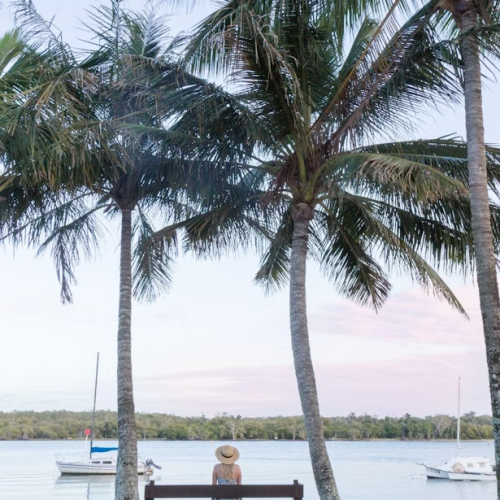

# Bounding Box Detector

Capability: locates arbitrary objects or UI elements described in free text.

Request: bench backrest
[144,480,304,500]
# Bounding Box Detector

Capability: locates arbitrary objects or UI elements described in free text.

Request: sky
[1,0,500,419]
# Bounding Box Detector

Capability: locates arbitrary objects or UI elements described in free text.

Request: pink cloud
[310,285,484,348]
[135,366,300,416]
[314,350,489,417]
[8,347,490,416]
[132,347,491,417]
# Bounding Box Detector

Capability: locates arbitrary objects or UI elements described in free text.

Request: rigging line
[89,352,100,459]
[457,376,461,456]
[469,415,494,452]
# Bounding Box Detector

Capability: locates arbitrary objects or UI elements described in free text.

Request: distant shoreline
[2,411,492,441]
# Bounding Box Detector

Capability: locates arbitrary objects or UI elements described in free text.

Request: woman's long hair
[220,463,234,479]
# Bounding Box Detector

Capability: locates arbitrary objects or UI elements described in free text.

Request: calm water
[0,440,496,500]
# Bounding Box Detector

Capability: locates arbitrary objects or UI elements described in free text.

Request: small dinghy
[56,449,158,475]
[56,446,161,475]
[420,378,496,482]
[56,354,161,475]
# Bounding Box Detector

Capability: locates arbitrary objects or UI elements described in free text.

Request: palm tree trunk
[115,209,139,500]
[290,203,341,500]
[460,6,500,487]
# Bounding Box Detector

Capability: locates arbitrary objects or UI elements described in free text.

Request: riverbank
[1,410,492,441]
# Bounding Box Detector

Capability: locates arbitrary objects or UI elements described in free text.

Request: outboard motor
[145,458,162,470]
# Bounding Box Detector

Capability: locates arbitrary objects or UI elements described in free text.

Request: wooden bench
[144,480,304,500]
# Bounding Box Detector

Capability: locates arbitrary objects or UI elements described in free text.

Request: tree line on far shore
[0,411,493,441]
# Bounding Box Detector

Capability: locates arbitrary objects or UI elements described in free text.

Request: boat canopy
[91,446,119,453]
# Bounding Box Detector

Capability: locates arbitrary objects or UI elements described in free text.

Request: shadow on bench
[145,480,304,500]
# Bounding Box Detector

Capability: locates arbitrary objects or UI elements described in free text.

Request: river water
[0,440,495,499]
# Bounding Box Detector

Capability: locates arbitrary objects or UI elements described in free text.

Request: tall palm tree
[1,2,257,498]
[436,0,500,488]
[166,1,500,498]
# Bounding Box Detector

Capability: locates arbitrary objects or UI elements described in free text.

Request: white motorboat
[421,378,496,482]
[56,353,161,476]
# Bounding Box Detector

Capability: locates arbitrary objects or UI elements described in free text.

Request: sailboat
[56,353,161,475]
[421,377,496,481]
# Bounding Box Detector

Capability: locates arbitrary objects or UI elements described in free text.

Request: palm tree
[0,9,157,496]
[165,1,500,498]
[436,0,500,487]
[1,2,257,498]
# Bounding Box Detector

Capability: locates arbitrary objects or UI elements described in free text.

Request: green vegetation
[0,411,493,441]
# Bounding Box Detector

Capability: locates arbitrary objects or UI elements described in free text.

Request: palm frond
[317,151,466,204]
[254,209,293,293]
[132,207,177,302]
[33,199,107,304]
[12,0,72,62]
[357,138,500,196]
[315,0,463,150]
[371,214,468,316]
[314,205,392,309]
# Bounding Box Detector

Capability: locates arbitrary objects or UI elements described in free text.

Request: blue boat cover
[91,446,118,453]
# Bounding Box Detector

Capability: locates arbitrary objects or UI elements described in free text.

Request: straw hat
[215,445,240,464]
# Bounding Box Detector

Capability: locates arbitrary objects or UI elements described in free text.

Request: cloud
[4,344,490,416]
[314,350,489,417]
[131,346,490,417]
[134,365,300,416]
[310,285,484,348]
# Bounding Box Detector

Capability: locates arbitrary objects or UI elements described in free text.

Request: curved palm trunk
[115,209,139,500]
[290,203,341,500]
[460,6,500,488]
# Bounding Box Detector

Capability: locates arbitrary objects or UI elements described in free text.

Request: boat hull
[447,472,496,482]
[423,464,496,482]
[56,461,147,475]
[424,465,450,480]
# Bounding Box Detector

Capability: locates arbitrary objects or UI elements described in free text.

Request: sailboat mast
[89,352,100,459]
[457,376,461,456]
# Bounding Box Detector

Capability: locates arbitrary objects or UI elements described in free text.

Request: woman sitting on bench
[212,445,242,499]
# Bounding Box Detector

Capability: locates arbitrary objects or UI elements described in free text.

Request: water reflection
[424,478,495,500]
[55,476,114,500]
[55,475,116,485]
[54,475,152,500]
